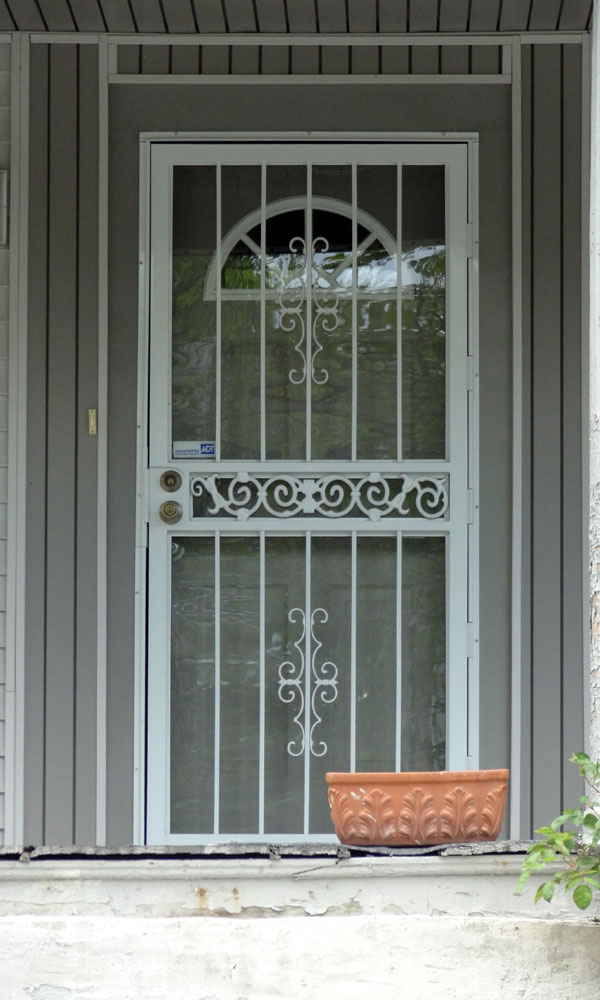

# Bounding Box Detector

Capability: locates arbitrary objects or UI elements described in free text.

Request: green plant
[518,753,600,910]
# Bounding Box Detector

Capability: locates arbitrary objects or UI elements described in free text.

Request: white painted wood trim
[29,34,100,44]
[588,4,600,762]
[99,32,587,47]
[133,140,151,847]
[140,131,481,142]
[22,31,588,48]
[510,36,524,839]
[96,33,109,847]
[142,139,474,842]
[582,32,592,757]
[110,74,512,86]
[4,32,27,849]
[467,137,480,771]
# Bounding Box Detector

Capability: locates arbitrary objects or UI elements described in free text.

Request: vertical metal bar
[258,531,266,834]
[350,532,357,771]
[303,531,311,835]
[397,163,403,461]
[260,163,266,462]
[306,165,312,462]
[395,533,402,771]
[213,531,221,834]
[351,163,358,461]
[215,164,222,461]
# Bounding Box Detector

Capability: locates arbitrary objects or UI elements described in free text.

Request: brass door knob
[159,500,183,524]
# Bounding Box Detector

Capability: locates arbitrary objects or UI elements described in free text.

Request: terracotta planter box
[326,769,509,847]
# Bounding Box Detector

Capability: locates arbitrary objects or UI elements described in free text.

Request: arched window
[203,196,398,301]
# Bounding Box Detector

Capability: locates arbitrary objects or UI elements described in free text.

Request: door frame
[134,131,480,846]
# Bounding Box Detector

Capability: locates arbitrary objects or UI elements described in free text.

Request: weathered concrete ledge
[0,853,597,920]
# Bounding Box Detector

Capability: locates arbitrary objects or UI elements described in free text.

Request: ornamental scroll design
[278,235,341,386]
[277,607,339,758]
[191,472,448,521]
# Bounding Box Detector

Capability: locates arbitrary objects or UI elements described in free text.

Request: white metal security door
[143,141,475,844]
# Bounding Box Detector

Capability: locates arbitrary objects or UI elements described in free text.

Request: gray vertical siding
[24,43,99,845]
[521,43,586,834]
[0,43,10,845]
[17,37,587,845]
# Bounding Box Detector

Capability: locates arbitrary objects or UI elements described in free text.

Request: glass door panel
[401,165,446,460]
[147,142,470,843]
[170,159,448,467]
[171,165,217,457]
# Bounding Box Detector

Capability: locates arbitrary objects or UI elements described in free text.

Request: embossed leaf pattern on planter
[440,786,479,842]
[326,771,509,846]
[398,788,439,844]
[479,785,508,840]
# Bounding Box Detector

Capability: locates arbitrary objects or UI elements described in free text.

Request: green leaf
[565,871,583,890]
[571,753,591,765]
[573,884,593,910]
[541,881,555,902]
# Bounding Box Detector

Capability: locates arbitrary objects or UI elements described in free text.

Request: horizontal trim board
[26,32,586,47]
[139,132,480,141]
[28,34,99,44]
[111,74,511,86]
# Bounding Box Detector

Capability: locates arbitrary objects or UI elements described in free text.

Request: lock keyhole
[160,470,182,493]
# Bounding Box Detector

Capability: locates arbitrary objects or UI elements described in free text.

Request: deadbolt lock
[160,469,183,492]
[159,500,183,524]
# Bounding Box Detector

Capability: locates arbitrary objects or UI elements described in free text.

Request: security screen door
[145,142,472,844]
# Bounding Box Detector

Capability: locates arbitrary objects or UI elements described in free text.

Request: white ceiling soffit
[0,0,592,34]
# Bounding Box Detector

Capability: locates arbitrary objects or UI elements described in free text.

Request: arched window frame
[202,195,398,301]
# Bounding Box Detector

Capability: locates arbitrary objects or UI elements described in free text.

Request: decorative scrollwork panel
[191,472,448,520]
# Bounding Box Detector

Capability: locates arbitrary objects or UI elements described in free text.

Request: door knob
[160,469,182,492]
[159,500,183,524]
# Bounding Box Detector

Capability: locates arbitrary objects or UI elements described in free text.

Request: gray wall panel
[24,42,50,845]
[24,44,101,847]
[525,44,586,832]
[109,82,512,843]
[74,45,100,846]
[44,43,78,845]
[560,44,585,812]
[519,43,533,837]
[530,44,564,831]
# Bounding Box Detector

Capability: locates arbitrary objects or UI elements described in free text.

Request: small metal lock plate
[160,470,183,493]
[159,500,183,524]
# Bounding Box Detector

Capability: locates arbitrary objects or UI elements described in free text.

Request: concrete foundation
[0,856,598,999]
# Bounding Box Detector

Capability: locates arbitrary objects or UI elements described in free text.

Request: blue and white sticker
[173,440,215,459]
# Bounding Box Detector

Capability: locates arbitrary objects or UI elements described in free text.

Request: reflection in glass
[401,536,446,770]
[221,166,262,459]
[265,196,307,460]
[402,165,446,460]
[170,536,215,833]
[218,536,261,833]
[171,166,217,454]
[264,536,305,833]
[356,537,397,771]
[309,536,351,833]
[357,165,398,460]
